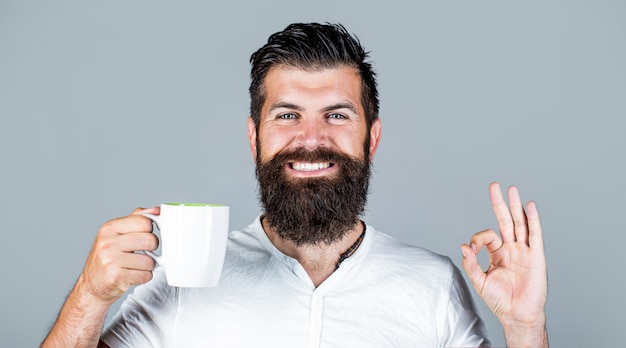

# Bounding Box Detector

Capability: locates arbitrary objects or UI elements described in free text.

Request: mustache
[258,147,361,167]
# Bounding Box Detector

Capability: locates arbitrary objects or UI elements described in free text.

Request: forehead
[262,65,363,111]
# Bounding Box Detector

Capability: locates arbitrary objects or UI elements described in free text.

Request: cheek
[337,130,368,157]
[257,132,287,162]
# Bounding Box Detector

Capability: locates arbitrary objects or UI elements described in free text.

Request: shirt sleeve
[101,266,178,348]
[438,261,491,347]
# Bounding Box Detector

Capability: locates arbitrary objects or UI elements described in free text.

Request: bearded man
[43,23,548,348]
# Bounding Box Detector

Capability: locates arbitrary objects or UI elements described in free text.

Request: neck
[261,217,365,287]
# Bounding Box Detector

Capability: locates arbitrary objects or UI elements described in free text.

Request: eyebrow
[321,102,358,114]
[268,102,303,113]
[268,101,359,114]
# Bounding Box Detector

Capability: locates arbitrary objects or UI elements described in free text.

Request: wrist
[502,317,548,348]
[74,273,119,310]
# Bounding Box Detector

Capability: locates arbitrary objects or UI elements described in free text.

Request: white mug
[143,203,229,287]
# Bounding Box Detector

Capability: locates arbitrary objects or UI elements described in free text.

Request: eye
[278,112,298,119]
[328,113,347,120]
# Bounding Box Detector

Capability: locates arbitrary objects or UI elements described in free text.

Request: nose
[296,118,328,150]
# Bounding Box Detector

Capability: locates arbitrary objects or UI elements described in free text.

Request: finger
[119,253,156,272]
[468,229,503,254]
[526,201,545,251]
[461,244,486,294]
[490,182,515,243]
[120,269,154,287]
[507,185,529,245]
[117,232,159,253]
[100,215,154,236]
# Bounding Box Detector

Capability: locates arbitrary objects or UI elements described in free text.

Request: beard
[256,145,371,246]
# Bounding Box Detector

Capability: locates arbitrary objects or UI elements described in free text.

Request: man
[43,23,548,347]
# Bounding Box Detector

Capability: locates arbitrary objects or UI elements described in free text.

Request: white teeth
[292,162,331,171]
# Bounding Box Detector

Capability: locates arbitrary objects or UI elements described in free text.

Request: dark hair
[249,23,379,130]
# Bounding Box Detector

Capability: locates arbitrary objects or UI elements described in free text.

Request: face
[247,66,382,246]
[248,65,381,173]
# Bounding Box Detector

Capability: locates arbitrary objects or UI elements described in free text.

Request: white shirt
[102,216,489,347]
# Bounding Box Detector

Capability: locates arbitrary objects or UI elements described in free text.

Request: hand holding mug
[78,207,160,305]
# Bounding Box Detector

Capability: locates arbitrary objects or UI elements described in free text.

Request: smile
[290,162,333,172]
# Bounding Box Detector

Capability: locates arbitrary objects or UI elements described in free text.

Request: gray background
[1,0,624,346]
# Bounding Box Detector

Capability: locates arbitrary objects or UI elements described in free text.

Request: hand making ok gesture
[461,182,549,347]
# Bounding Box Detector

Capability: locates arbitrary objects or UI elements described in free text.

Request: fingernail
[471,243,477,252]
[461,248,468,258]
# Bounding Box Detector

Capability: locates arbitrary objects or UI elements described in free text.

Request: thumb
[461,244,485,294]
[131,206,161,216]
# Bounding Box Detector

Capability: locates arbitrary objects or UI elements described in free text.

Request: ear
[247,117,258,162]
[368,118,382,162]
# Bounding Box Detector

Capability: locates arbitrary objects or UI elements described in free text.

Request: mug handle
[142,213,163,265]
